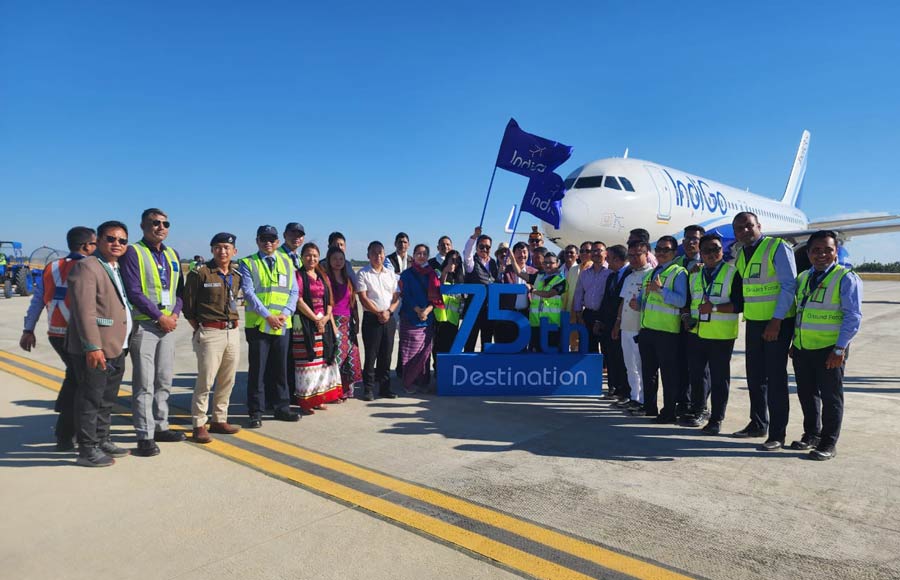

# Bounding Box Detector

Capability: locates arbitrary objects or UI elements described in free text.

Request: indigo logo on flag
[521,171,566,229]
[495,118,573,178]
[436,284,603,396]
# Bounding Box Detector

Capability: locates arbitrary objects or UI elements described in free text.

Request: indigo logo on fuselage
[665,169,728,216]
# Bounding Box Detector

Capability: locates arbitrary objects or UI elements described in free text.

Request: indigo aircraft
[509,131,900,268]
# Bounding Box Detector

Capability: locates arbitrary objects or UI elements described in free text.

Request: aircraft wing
[807,214,900,228]
[770,220,900,245]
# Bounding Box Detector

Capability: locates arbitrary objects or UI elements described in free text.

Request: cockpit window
[619,176,635,192]
[573,175,604,189]
[604,176,622,190]
[564,177,578,189]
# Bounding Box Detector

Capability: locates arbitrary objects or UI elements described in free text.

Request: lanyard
[799,264,835,310]
[217,271,236,314]
[701,262,725,301]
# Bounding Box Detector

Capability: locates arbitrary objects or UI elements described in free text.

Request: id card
[699,312,711,322]
[161,292,172,307]
[278,274,288,287]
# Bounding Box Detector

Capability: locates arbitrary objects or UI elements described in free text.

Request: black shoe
[379,390,398,399]
[809,446,836,461]
[133,439,160,457]
[701,421,721,435]
[154,429,186,443]
[789,434,821,450]
[678,413,699,427]
[600,392,618,400]
[362,389,375,401]
[613,398,633,408]
[628,406,648,416]
[248,415,263,429]
[76,447,114,468]
[758,439,784,451]
[99,440,130,457]
[732,423,767,438]
[56,437,76,452]
[653,415,677,424]
[273,409,300,422]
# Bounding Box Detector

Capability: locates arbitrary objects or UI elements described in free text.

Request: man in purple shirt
[120,208,185,457]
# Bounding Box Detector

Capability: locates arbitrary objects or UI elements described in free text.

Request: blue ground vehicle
[1,241,39,299]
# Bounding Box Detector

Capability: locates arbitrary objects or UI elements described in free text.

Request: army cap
[210,232,236,245]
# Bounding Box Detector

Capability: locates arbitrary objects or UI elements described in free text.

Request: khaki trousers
[191,325,241,427]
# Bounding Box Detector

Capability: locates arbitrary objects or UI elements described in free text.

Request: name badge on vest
[204,282,222,288]
[278,274,288,287]
[160,292,172,307]
[699,312,711,322]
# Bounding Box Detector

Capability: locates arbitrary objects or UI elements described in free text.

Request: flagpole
[478,165,498,228]
[508,206,523,248]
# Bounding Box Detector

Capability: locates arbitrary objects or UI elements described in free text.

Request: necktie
[266,256,275,270]
[809,270,825,292]
[291,254,300,271]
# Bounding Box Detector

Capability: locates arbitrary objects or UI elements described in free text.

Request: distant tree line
[855,261,900,273]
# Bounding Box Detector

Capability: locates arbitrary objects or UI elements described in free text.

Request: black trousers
[638,329,680,417]
[246,327,290,416]
[676,331,694,414]
[71,351,126,448]
[745,318,795,440]
[792,346,845,449]
[362,312,396,393]
[687,334,735,422]
[581,309,603,354]
[434,322,458,355]
[594,321,629,398]
[49,336,78,441]
[266,327,297,404]
[463,299,493,352]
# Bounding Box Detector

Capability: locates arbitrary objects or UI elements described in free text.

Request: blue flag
[521,171,566,229]
[495,118,573,178]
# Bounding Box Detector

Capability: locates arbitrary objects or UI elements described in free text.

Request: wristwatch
[833,346,846,355]
[711,304,718,313]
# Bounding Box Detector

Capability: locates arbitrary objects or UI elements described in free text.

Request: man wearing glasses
[20,226,97,451]
[684,234,743,434]
[462,226,499,352]
[631,236,688,422]
[238,226,301,427]
[674,224,706,424]
[731,212,797,450]
[66,221,133,467]
[121,208,186,457]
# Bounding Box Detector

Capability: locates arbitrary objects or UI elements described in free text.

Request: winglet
[781,130,810,207]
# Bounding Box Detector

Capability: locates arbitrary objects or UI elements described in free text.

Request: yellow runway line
[238,430,692,580]
[0,350,66,378]
[202,437,597,580]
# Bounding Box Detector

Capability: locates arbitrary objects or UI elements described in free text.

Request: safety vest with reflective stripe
[529,274,565,327]
[640,263,686,333]
[689,262,740,340]
[735,236,796,321]
[793,265,852,350]
[132,241,179,321]
[42,258,79,336]
[433,283,461,326]
[241,252,295,335]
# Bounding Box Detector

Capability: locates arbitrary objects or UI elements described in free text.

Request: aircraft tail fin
[781,130,810,208]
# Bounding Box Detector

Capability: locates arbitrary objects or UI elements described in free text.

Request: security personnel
[526,252,566,352]
[633,236,688,422]
[20,226,97,450]
[183,232,243,444]
[685,234,743,434]
[238,225,300,428]
[673,225,706,422]
[120,208,186,457]
[276,222,305,401]
[790,230,862,461]
[731,212,797,450]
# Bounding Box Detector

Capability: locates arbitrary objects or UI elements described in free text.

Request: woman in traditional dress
[398,244,442,393]
[324,245,362,399]
[292,243,343,413]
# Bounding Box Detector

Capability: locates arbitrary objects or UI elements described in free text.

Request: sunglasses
[259,237,278,244]
[579,248,591,253]
[151,219,171,228]
[701,246,723,254]
[478,244,492,251]
[105,235,128,245]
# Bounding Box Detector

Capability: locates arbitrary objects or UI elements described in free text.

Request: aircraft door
[644,165,673,222]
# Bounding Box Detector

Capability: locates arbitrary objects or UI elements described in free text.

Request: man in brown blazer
[66,220,134,467]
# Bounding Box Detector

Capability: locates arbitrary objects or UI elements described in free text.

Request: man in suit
[597,244,631,402]
[66,221,133,467]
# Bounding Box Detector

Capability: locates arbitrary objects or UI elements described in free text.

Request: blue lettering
[717,192,728,215]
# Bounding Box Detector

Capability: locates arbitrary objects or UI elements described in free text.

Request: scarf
[412,261,444,308]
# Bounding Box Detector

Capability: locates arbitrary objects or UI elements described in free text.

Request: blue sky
[2,2,899,262]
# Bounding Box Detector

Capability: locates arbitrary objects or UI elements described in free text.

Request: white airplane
[509,131,900,267]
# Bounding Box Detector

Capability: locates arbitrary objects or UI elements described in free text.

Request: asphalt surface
[1,281,898,579]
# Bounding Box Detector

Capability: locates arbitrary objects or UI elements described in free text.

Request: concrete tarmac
[1,281,899,579]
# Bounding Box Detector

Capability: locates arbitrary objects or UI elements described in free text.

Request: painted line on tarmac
[0,350,697,580]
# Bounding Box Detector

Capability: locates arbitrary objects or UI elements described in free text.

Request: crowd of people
[18,207,862,467]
